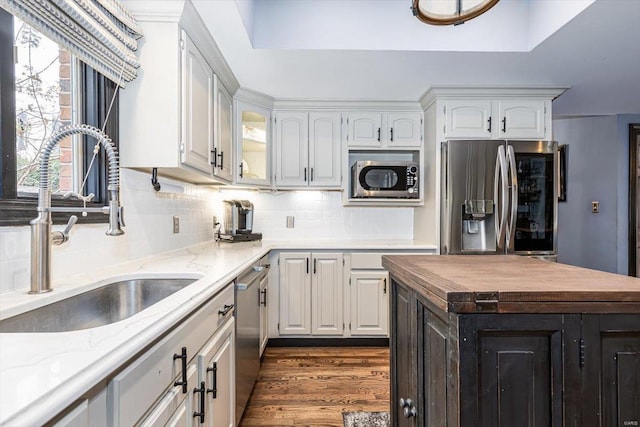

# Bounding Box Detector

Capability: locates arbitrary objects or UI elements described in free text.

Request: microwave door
[506,141,558,255]
[442,140,504,254]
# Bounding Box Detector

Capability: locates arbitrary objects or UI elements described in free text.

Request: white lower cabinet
[278,252,344,336]
[349,271,389,336]
[197,318,235,427]
[107,284,235,427]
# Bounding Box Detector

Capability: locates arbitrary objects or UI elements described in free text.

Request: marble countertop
[0,239,435,426]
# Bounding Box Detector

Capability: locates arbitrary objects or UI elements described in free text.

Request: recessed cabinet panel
[275,113,309,186]
[387,113,422,147]
[311,253,344,335]
[498,100,546,139]
[214,85,233,182]
[309,113,342,186]
[278,253,312,335]
[350,271,389,336]
[349,113,383,147]
[181,32,213,175]
[445,100,492,139]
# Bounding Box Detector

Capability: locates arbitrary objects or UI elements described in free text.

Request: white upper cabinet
[347,112,422,148]
[236,101,271,186]
[443,99,549,140]
[309,112,342,187]
[181,32,214,175]
[213,84,233,182]
[274,111,341,187]
[444,100,493,139]
[497,100,546,139]
[386,113,423,147]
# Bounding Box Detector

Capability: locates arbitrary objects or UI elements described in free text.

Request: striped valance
[0,0,142,85]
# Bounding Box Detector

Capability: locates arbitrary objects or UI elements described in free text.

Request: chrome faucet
[30,124,125,294]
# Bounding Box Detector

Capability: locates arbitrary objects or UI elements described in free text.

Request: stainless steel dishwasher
[235,255,269,423]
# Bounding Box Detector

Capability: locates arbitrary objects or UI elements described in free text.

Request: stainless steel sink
[0,278,197,333]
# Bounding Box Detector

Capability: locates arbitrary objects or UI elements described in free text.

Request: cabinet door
[387,113,422,147]
[236,102,270,185]
[497,100,546,139]
[199,320,235,427]
[348,112,383,147]
[259,275,268,356]
[278,252,311,335]
[582,315,640,427]
[391,280,418,427]
[181,31,214,175]
[213,84,233,182]
[444,100,493,139]
[458,314,580,427]
[350,271,389,336]
[311,253,344,335]
[309,112,341,187]
[275,112,309,186]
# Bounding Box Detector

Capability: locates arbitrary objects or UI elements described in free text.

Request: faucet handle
[51,215,78,246]
[63,191,95,203]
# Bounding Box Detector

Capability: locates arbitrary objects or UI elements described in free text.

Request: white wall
[553,114,640,274]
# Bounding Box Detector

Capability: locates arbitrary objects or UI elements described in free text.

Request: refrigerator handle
[507,145,518,250]
[494,146,508,248]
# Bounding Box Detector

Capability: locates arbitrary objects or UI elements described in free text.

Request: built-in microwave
[351,160,419,198]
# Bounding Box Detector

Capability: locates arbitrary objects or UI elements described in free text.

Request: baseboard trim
[266,337,389,347]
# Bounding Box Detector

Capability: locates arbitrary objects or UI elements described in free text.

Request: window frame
[0,8,119,226]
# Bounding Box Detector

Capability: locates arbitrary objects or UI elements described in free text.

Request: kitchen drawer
[138,365,197,427]
[108,284,234,426]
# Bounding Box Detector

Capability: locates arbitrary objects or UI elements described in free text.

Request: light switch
[592,201,599,213]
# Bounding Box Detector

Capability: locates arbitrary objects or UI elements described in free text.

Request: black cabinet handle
[211,148,217,168]
[501,117,507,133]
[207,362,217,398]
[377,127,381,142]
[173,347,188,393]
[310,167,314,182]
[487,117,492,132]
[313,258,317,274]
[390,127,394,142]
[239,163,243,178]
[383,278,387,294]
[193,381,205,422]
[304,167,307,182]
[218,304,234,316]
[306,257,309,274]
[261,289,267,306]
[217,151,224,169]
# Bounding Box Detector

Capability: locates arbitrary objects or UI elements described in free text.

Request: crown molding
[420,85,571,110]
[234,88,275,109]
[272,99,423,111]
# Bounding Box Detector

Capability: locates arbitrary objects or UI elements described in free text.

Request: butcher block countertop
[381,255,640,314]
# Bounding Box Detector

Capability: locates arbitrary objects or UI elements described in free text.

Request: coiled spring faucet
[30,124,125,294]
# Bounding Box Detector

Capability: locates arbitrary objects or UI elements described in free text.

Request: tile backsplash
[1,171,413,294]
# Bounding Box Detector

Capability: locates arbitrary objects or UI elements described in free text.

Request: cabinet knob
[403,405,417,418]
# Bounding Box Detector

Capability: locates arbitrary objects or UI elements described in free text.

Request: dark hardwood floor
[239,347,390,426]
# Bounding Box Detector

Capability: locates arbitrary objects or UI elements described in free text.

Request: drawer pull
[218,304,234,316]
[260,289,267,306]
[173,347,188,393]
[207,362,218,398]
[193,381,205,422]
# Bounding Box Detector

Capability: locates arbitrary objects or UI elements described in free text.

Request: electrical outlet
[286,216,295,228]
[592,201,599,213]
[173,216,180,233]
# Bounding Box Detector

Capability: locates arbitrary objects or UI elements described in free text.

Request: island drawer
[108,284,234,426]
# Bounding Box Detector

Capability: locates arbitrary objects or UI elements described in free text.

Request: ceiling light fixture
[411,0,500,25]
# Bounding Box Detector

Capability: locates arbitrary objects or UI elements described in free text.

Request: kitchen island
[381,255,640,427]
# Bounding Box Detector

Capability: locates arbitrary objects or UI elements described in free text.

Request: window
[0,8,119,226]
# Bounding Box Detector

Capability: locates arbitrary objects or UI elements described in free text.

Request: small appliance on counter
[220,200,262,242]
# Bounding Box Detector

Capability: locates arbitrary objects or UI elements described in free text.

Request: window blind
[0,0,142,84]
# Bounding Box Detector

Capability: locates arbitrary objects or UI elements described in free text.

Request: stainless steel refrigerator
[440,140,557,260]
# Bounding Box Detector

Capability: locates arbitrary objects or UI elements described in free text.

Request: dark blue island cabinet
[382,255,640,427]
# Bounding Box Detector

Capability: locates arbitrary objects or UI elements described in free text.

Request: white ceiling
[193,0,640,116]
